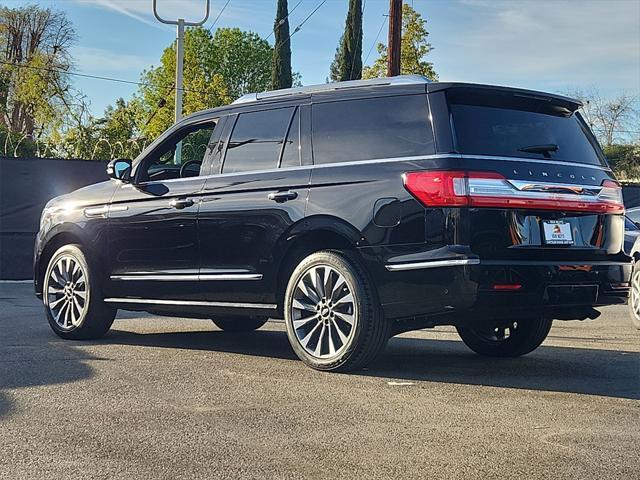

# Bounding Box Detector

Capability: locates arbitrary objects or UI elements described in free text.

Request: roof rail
[232,74,430,105]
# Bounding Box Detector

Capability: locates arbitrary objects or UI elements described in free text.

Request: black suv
[35,75,631,371]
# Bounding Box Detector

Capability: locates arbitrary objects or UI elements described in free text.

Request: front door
[106,117,222,301]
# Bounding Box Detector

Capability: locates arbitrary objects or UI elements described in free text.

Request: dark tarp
[0,157,108,279]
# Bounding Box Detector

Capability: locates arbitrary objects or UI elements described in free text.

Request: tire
[211,316,268,332]
[628,261,640,330]
[456,315,552,357]
[43,244,116,340]
[284,250,390,372]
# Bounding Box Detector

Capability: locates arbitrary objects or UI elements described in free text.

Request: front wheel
[43,244,116,340]
[628,262,640,330]
[456,316,553,357]
[284,250,390,372]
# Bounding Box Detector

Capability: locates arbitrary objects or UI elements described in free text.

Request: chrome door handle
[170,198,195,209]
[268,191,298,203]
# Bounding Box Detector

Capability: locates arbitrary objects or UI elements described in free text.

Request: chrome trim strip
[132,153,610,188]
[103,297,277,309]
[84,205,109,217]
[385,258,480,271]
[111,273,263,281]
[109,205,129,213]
[507,180,602,195]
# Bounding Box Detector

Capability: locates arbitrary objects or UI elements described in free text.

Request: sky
[4,0,640,116]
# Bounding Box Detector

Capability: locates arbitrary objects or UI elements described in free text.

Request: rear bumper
[360,246,631,320]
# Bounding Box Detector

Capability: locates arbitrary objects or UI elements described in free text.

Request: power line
[363,14,387,66]
[0,59,209,95]
[266,0,304,42]
[249,0,328,86]
[208,0,231,32]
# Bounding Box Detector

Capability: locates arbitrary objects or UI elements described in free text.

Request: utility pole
[152,0,209,164]
[387,0,402,77]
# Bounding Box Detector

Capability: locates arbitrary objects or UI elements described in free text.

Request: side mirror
[107,159,132,182]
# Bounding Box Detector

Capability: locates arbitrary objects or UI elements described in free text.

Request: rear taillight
[403,171,624,214]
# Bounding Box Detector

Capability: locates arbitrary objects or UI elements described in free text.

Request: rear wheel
[43,244,116,340]
[284,250,390,372]
[456,316,552,357]
[628,262,640,330]
[211,316,268,332]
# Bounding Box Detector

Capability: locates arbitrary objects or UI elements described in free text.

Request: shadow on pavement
[103,327,640,400]
[0,284,97,419]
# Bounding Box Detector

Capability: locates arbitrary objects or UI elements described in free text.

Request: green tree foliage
[136,27,271,140]
[362,4,437,80]
[271,0,292,89]
[51,98,143,160]
[603,144,640,180]
[0,4,75,141]
[329,0,363,81]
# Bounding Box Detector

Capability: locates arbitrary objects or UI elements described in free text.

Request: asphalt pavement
[1,282,638,479]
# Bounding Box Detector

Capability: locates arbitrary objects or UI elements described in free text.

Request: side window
[223,107,294,174]
[312,95,434,164]
[280,107,300,168]
[141,121,217,182]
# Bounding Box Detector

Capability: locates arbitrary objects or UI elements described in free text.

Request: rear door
[197,104,311,307]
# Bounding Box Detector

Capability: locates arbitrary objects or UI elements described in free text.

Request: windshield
[448,92,605,166]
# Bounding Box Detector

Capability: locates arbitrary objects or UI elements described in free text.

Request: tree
[362,4,437,80]
[136,27,272,140]
[271,0,292,89]
[0,5,75,139]
[329,0,363,81]
[567,89,639,147]
[603,144,640,180]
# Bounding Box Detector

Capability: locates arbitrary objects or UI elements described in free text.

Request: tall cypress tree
[329,0,363,81]
[271,0,292,89]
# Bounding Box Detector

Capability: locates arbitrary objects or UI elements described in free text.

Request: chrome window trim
[386,258,480,272]
[123,153,611,189]
[110,273,262,281]
[104,297,277,310]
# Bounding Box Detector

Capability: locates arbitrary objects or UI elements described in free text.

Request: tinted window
[223,107,293,174]
[280,107,300,168]
[449,95,604,166]
[142,122,216,182]
[312,95,434,164]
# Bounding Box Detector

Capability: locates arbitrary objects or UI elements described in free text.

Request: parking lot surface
[0,282,638,479]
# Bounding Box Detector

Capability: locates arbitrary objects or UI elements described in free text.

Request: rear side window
[223,107,293,174]
[449,92,605,166]
[312,95,434,164]
[280,107,300,168]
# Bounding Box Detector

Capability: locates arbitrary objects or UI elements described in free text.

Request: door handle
[170,198,195,209]
[268,191,298,203]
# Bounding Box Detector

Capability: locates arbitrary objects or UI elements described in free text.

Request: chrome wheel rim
[290,265,357,359]
[46,256,88,330]
[631,270,640,319]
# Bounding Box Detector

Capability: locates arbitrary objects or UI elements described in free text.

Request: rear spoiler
[427,82,582,112]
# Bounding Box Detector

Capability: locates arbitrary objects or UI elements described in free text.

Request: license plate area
[542,220,573,245]
[544,285,598,305]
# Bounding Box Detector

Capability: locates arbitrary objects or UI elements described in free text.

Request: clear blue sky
[5,0,640,116]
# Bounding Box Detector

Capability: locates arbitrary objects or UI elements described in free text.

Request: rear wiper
[518,143,558,158]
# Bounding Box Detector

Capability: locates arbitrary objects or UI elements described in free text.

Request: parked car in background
[623,205,640,329]
[34,76,632,371]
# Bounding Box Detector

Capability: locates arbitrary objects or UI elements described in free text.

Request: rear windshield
[448,92,605,166]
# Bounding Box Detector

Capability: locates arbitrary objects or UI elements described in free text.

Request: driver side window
[141,121,217,182]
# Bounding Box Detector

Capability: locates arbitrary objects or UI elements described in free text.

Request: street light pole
[152,0,210,124]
